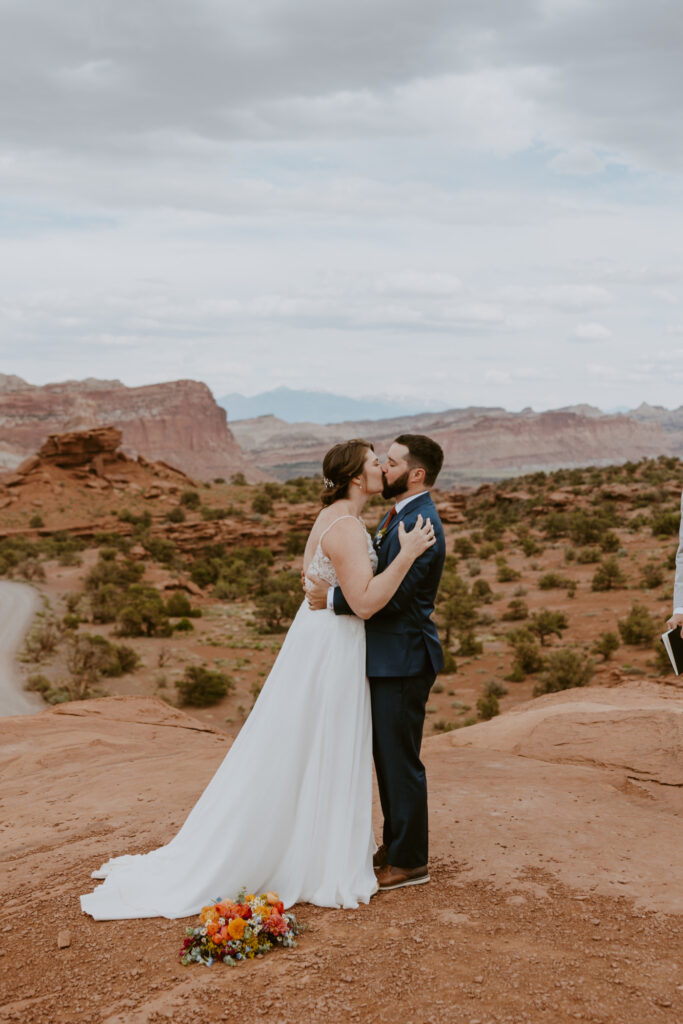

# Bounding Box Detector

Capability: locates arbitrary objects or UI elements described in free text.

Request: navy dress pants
[369,670,435,869]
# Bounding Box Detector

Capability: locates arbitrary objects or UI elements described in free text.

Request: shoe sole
[378,873,430,891]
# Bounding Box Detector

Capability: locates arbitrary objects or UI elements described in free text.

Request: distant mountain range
[218,387,448,424]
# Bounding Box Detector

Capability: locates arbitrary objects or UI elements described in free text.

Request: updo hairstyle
[321,438,374,507]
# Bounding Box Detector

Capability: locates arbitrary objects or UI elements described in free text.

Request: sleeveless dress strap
[318,515,365,544]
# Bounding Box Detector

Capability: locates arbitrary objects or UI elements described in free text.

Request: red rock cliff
[0,376,263,482]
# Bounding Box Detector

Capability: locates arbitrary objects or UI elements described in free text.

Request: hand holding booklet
[660,625,683,675]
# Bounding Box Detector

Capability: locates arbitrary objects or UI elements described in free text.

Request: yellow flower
[200,906,219,925]
[228,917,247,940]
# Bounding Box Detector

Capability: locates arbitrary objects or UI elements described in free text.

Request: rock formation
[231,408,670,484]
[0,376,263,481]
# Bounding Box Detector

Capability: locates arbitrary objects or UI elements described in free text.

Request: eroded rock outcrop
[0,377,263,482]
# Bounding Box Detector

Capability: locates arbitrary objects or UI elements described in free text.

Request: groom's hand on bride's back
[305,574,329,611]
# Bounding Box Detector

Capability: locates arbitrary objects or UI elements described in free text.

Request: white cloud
[572,322,612,341]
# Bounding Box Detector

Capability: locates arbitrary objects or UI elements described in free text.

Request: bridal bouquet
[179,891,301,966]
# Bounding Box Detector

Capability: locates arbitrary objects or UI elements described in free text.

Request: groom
[307,433,446,890]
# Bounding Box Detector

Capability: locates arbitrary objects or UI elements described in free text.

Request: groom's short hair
[395,434,444,486]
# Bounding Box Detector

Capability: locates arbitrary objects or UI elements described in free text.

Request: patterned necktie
[383,506,397,531]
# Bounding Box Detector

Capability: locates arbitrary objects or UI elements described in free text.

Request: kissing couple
[81,433,446,919]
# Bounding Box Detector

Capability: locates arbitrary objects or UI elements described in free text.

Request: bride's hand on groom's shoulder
[398,514,436,560]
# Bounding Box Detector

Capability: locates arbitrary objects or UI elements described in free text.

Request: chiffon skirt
[80,602,377,919]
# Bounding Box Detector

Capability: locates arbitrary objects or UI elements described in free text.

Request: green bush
[252,492,274,515]
[453,536,476,558]
[25,673,51,693]
[29,513,44,528]
[538,572,571,590]
[457,631,483,657]
[575,546,601,564]
[439,649,457,674]
[502,599,528,621]
[165,506,186,523]
[640,562,664,589]
[483,679,508,698]
[528,610,568,646]
[285,531,308,557]
[496,558,521,583]
[165,591,192,617]
[201,505,230,521]
[230,472,247,486]
[505,628,545,680]
[618,603,657,646]
[180,490,201,509]
[254,570,301,632]
[600,531,621,553]
[592,631,620,661]
[651,510,680,537]
[173,617,194,632]
[471,579,494,604]
[533,648,595,696]
[437,570,478,645]
[116,585,172,637]
[175,666,235,706]
[591,557,627,591]
[476,692,500,720]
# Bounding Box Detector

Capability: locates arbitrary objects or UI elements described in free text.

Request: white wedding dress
[80,515,378,920]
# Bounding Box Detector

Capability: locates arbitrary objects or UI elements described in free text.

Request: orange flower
[200,906,218,925]
[205,922,219,937]
[265,891,280,906]
[228,917,247,940]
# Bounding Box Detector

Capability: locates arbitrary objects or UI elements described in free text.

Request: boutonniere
[374,525,389,545]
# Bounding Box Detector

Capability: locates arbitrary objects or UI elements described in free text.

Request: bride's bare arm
[321,516,435,620]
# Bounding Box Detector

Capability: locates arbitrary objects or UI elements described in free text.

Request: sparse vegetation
[618,603,657,646]
[175,665,235,706]
[533,648,595,696]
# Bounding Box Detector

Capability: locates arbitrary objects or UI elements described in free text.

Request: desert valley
[0,377,681,1024]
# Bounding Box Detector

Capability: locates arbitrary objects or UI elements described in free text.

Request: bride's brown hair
[321,438,374,507]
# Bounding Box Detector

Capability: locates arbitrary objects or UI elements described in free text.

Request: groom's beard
[382,469,411,500]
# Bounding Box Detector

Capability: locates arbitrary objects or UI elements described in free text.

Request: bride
[80,438,435,919]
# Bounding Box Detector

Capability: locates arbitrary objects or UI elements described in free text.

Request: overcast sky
[2,0,683,412]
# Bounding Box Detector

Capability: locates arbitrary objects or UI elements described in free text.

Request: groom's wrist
[326,587,335,611]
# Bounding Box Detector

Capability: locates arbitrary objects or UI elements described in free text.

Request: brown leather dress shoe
[373,844,388,870]
[376,863,430,891]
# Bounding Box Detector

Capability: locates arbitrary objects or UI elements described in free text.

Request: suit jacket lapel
[383,493,434,544]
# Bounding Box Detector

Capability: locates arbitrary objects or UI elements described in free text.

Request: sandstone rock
[40,427,122,466]
[0,377,263,482]
[57,929,71,949]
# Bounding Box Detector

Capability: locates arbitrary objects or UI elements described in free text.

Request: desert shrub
[439,649,457,674]
[165,591,192,617]
[173,617,194,631]
[575,546,602,564]
[517,532,543,557]
[230,472,247,486]
[432,719,457,733]
[457,631,483,657]
[477,542,498,560]
[85,554,145,623]
[29,513,44,528]
[15,557,46,581]
[285,531,308,557]
[618,603,657,646]
[496,558,521,583]
[592,631,620,661]
[437,570,478,645]
[118,508,152,529]
[466,559,482,577]
[25,673,51,693]
[175,666,235,706]
[180,489,201,509]
[476,692,500,720]
[505,628,545,680]
[651,510,680,537]
[140,535,177,566]
[116,585,172,637]
[543,511,569,539]
[62,613,81,630]
[591,556,627,592]
[165,506,186,523]
[484,679,508,698]
[453,536,476,558]
[528,610,568,646]
[254,570,301,632]
[200,505,230,521]
[191,544,273,594]
[502,599,528,621]
[600,531,621,553]
[641,562,664,589]
[252,491,274,516]
[471,579,493,604]
[533,648,595,696]
[538,572,571,590]
[21,615,63,662]
[263,481,284,500]
[63,634,113,699]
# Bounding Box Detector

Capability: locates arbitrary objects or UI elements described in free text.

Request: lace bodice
[305,515,378,588]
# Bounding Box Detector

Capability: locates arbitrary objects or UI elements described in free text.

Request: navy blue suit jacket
[332,492,446,678]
